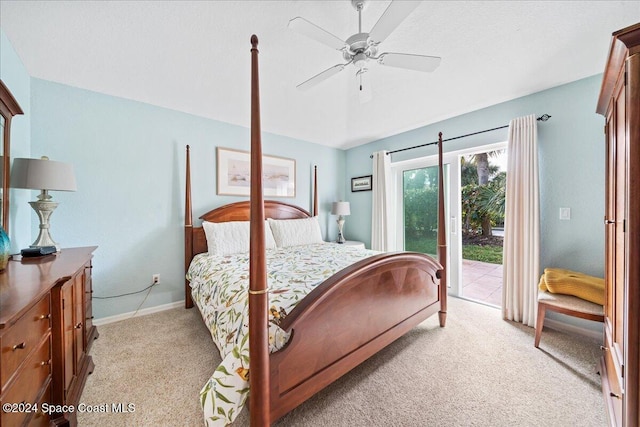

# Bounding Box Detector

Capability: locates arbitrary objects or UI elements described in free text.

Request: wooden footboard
[269,252,443,422]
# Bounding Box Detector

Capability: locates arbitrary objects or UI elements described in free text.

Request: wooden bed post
[249,35,270,426]
[184,145,194,309]
[437,133,447,327]
[313,165,318,216]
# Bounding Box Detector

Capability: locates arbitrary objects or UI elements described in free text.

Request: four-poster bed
[183,35,448,426]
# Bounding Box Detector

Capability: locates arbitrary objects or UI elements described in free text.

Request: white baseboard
[544,317,603,341]
[93,300,185,326]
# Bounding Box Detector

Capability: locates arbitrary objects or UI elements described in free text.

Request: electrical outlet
[152,274,160,285]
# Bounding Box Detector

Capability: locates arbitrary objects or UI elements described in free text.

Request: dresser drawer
[0,295,51,392]
[26,380,51,427]
[0,337,51,427]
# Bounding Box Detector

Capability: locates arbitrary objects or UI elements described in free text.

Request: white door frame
[391,141,506,297]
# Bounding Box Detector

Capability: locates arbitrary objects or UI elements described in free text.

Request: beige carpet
[78,297,605,426]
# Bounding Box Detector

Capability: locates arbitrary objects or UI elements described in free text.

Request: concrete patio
[462,259,503,307]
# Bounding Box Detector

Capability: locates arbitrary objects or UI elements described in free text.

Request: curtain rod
[369,114,551,158]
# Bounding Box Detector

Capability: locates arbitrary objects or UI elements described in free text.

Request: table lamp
[331,201,350,244]
[11,156,77,251]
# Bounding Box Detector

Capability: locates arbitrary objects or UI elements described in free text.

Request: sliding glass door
[393,142,506,304]
[395,160,459,295]
[402,165,444,256]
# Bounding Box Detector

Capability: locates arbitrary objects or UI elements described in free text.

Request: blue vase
[0,226,10,271]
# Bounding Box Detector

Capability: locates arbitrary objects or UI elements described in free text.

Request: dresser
[596,23,640,427]
[0,246,97,427]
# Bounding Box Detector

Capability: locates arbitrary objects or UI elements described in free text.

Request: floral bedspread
[186,242,378,426]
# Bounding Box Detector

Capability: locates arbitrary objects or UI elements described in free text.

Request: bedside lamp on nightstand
[331,201,350,244]
[11,156,77,252]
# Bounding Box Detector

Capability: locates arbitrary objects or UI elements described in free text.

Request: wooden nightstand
[331,240,365,249]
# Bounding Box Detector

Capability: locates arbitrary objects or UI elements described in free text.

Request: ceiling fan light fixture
[353,52,368,69]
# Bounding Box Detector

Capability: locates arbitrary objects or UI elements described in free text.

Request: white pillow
[268,217,324,248]
[202,221,277,256]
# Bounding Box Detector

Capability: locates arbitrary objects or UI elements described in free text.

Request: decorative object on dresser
[596,22,640,427]
[10,156,77,251]
[0,246,98,427]
[0,79,25,233]
[0,226,9,271]
[331,200,350,243]
[21,246,57,258]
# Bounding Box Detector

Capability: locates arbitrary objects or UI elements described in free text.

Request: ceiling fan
[288,0,441,99]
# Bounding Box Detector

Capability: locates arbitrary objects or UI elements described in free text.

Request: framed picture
[351,175,372,192]
[217,147,296,197]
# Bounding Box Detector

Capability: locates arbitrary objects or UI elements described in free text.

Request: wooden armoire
[596,22,640,427]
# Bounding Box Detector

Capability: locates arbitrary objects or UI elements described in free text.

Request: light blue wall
[0,30,32,251]
[345,75,605,278]
[30,79,345,319]
[4,26,607,327]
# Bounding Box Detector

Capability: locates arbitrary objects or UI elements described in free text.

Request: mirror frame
[0,80,24,233]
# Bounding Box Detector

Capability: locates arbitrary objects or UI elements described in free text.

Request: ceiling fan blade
[369,1,420,45]
[288,17,346,50]
[378,52,441,72]
[297,64,347,91]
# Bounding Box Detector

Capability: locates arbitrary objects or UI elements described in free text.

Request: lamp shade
[331,201,350,216]
[11,157,77,191]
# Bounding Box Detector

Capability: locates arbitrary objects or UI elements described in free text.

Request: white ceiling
[1,1,638,149]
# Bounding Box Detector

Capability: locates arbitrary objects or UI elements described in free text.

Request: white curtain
[371,151,393,251]
[502,115,540,327]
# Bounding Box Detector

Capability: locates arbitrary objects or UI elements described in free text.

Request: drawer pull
[610,392,621,399]
[75,322,83,329]
[39,313,51,320]
[604,219,615,224]
[41,359,51,366]
[12,342,26,350]
[600,346,608,351]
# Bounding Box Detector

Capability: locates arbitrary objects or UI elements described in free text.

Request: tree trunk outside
[476,153,492,236]
[481,215,492,236]
[476,153,490,185]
